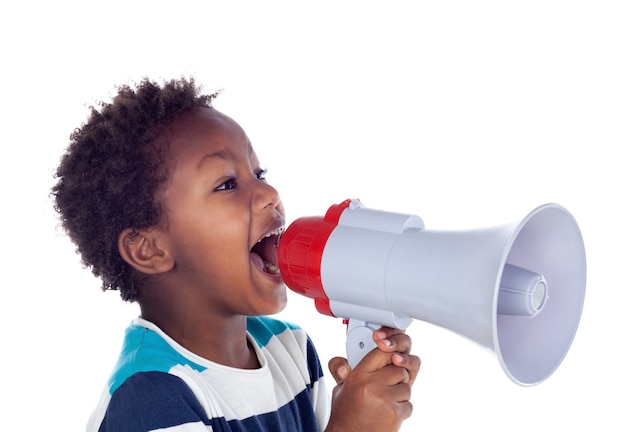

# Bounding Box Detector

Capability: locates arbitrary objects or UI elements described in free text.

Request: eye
[256,169,268,181]
[215,178,237,191]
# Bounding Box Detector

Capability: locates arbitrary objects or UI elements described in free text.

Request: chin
[268,286,289,315]
[248,284,288,316]
[271,286,289,313]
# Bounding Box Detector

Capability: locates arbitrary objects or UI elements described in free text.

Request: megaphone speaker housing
[383,203,586,385]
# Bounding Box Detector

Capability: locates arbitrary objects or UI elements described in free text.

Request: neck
[139,295,261,370]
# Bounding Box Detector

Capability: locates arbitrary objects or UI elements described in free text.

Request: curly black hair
[52,77,219,302]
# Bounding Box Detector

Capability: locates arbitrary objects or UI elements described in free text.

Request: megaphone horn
[277,199,586,386]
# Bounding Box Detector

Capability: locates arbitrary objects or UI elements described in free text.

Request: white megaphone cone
[277,199,586,386]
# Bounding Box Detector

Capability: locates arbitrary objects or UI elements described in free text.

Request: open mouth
[250,227,283,276]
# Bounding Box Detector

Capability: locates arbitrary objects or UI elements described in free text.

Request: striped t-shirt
[87,316,331,431]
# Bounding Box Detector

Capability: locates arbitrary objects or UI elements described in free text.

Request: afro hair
[52,77,219,301]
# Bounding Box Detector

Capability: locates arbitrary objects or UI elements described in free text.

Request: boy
[52,77,420,431]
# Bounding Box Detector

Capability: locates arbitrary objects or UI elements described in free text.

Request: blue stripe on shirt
[108,324,207,394]
[100,372,210,431]
[246,316,300,348]
[101,371,320,432]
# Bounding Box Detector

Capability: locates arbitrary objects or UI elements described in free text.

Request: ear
[118,227,174,275]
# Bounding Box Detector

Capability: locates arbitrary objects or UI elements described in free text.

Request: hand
[372,327,420,387]
[325,327,421,432]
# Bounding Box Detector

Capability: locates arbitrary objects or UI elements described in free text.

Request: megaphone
[277,199,586,386]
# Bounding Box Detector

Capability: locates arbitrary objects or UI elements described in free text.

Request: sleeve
[305,335,332,432]
[97,372,212,432]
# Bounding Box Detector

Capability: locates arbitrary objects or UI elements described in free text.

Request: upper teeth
[258,227,284,243]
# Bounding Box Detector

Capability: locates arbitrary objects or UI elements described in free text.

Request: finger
[394,399,414,421]
[384,382,413,420]
[354,344,398,373]
[328,356,351,384]
[373,367,414,417]
[388,381,412,404]
[373,327,405,343]
[376,363,411,386]
[392,353,421,386]
[374,331,413,355]
[351,330,414,373]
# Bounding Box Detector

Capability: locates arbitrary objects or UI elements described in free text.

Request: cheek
[198,215,251,260]
[165,195,252,262]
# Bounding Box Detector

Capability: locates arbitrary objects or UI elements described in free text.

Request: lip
[249,217,285,280]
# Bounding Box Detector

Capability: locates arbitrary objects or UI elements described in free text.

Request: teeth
[257,227,284,243]
[264,261,280,275]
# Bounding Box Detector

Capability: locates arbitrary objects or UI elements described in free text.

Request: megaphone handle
[346,319,382,368]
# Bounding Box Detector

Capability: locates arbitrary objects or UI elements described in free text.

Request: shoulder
[108,320,206,394]
[246,315,302,346]
[246,316,314,355]
[100,372,211,431]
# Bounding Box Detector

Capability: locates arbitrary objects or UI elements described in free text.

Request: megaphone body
[277,199,586,386]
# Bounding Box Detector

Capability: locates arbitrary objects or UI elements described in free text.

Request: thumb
[328,356,351,384]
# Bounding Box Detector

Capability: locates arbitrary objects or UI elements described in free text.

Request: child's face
[157,107,287,317]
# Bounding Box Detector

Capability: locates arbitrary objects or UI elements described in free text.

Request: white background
[1,1,624,430]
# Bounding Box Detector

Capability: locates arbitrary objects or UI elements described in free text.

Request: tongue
[251,236,280,274]
[250,251,265,272]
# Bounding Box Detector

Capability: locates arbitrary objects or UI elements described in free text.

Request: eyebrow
[198,149,232,167]
[198,142,254,168]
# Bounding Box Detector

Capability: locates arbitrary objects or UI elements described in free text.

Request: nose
[254,180,282,213]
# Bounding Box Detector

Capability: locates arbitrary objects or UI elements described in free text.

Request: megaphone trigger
[345,320,382,368]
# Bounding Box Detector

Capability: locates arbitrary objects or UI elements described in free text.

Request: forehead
[164,107,254,164]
